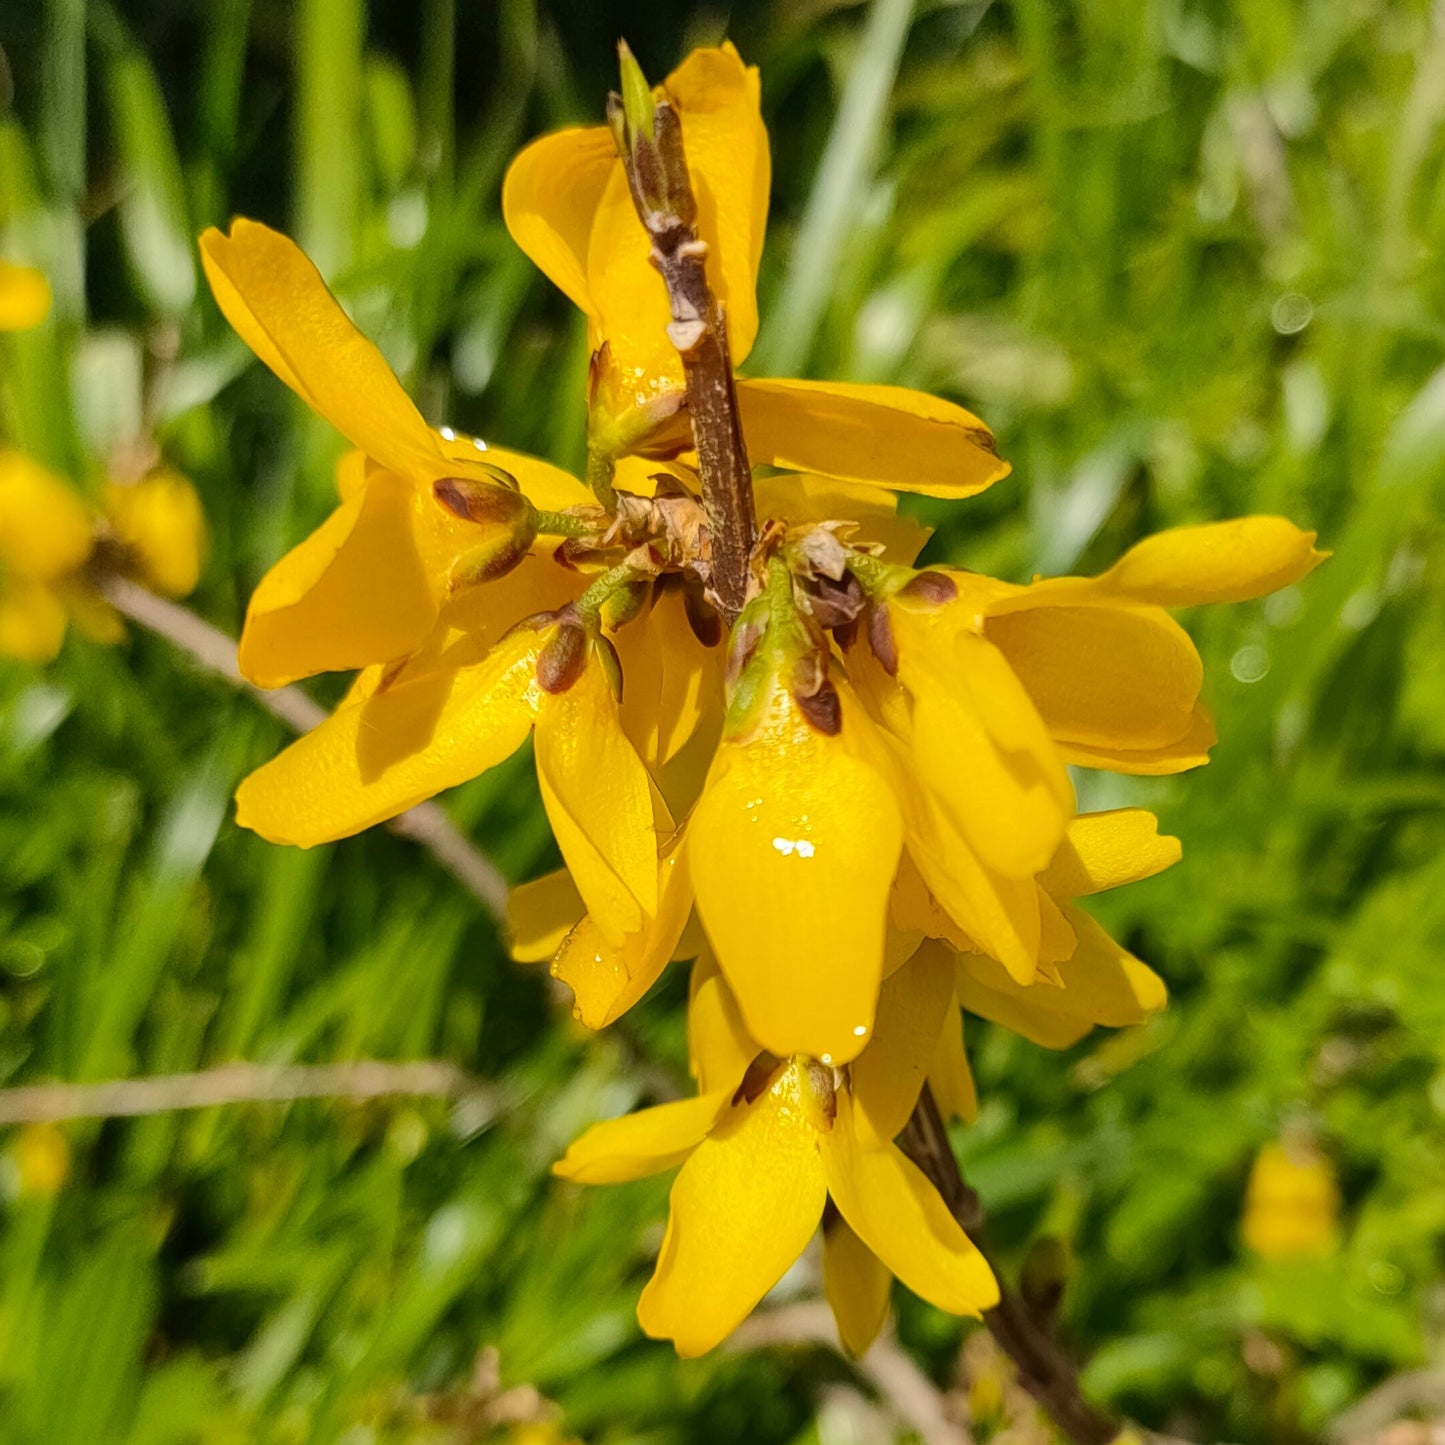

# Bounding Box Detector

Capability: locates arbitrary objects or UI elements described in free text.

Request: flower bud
[535,617,589,695]
[435,474,539,590]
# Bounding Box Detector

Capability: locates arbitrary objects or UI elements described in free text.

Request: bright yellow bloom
[1242,1139,1341,1260]
[0,450,208,662]
[555,955,997,1357]
[503,45,1009,501]
[0,261,51,331]
[199,219,592,689]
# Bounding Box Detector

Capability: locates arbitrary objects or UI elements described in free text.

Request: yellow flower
[0,450,209,661]
[198,219,592,689]
[7,1122,70,1198]
[502,45,1009,501]
[555,951,998,1357]
[1242,1139,1341,1260]
[0,261,51,331]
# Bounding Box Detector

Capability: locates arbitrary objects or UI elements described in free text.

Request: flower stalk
[901,1087,1123,1445]
[608,42,757,622]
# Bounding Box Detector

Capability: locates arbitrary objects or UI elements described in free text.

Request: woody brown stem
[900,1086,1122,1445]
[609,71,756,622]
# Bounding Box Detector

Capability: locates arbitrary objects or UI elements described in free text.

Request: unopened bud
[602,579,653,630]
[436,476,538,590]
[896,570,958,606]
[608,43,697,227]
[536,618,589,694]
[433,471,525,524]
[866,602,899,676]
[616,40,656,144]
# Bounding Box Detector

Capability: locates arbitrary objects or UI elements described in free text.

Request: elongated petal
[955,906,1166,1043]
[1100,517,1325,605]
[1040,810,1181,899]
[824,1099,997,1318]
[0,578,68,661]
[898,614,1073,879]
[876,723,1046,984]
[553,1089,730,1186]
[690,685,903,1063]
[851,941,957,1146]
[501,126,617,318]
[984,599,1202,752]
[1055,904,1168,1024]
[553,831,692,1027]
[638,1061,830,1356]
[930,1008,978,1124]
[955,955,1093,1050]
[199,219,443,482]
[235,629,543,845]
[687,951,758,1095]
[508,869,583,963]
[237,472,439,688]
[651,584,724,764]
[1059,703,1216,775]
[823,1214,892,1358]
[0,262,51,330]
[0,451,93,581]
[535,649,659,944]
[736,378,1009,499]
[105,469,206,597]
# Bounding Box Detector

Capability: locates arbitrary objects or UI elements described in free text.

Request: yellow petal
[1100,517,1325,606]
[638,1060,830,1357]
[57,581,124,644]
[954,905,1167,1045]
[534,647,659,944]
[1059,702,1216,775]
[1054,904,1168,1024]
[552,1089,731,1186]
[823,1213,892,1358]
[237,470,440,688]
[507,869,583,963]
[105,468,207,597]
[896,611,1073,879]
[851,940,957,1147]
[955,954,1093,1050]
[1040,809,1181,899]
[235,628,544,845]
[199,219,444,482]
[0,578,68,661]
[823,1097,997,1318]
[585,45,769,385]
[651,583,724,765]
[690,682,903,1063]
[552,830,692,1028]
[0,450,93,581]
[752,472,932,565]
[0,261,51,330]
[983,596,1203,752]
[687,950,758,1095]
[868,717,1046,984]
[735,378,1009,499]
[501,126,617,319]
[929,1008,978,1125]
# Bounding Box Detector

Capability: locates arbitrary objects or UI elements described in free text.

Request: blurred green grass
[2,0,1444,1441]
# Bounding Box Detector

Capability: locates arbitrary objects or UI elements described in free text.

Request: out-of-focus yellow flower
[1242,1139,1341,1260]
[503,45,1009,502]
[555,954,998,1357]
[0,450,208,661]
[8,1122,70,1198]
[0,260,51,331]
[105,468,208,598]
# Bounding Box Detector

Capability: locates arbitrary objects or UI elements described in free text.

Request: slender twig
[731,1301,976,1445]
[900,1087,1122,1445]
[0,1059,486,1125]
[92,570,510,921]
[609,65,756,621]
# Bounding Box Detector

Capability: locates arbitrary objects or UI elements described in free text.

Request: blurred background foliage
[0,0,1443,1441]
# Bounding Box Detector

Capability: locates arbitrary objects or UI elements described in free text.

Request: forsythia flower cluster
[204,47,1322,1356]
[0,266,207,659]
